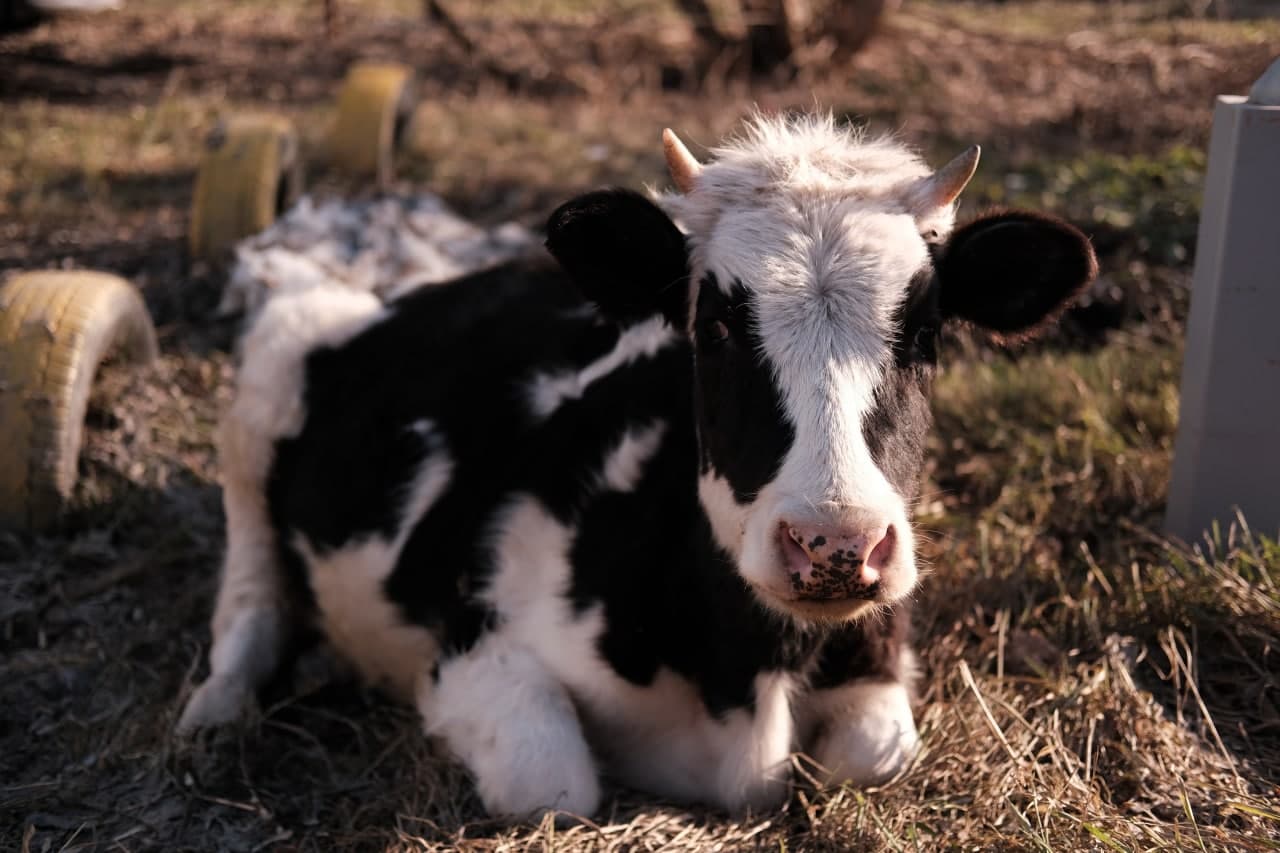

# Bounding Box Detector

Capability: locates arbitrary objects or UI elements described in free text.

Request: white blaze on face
[704,205,927,606]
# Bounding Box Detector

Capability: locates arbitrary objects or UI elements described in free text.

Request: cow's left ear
[545,188,689,326]
[937,210,1097,341]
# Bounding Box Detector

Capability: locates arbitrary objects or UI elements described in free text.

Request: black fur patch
[862,267,939,505]
[692,274,795,503]
[810,605,913,689]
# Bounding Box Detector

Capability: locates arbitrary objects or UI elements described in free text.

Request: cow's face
[547,116,1096,625]
[687,202,935,623]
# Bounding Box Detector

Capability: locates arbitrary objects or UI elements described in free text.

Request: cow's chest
[477,495,796,808]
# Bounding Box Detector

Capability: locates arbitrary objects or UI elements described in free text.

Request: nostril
[780,523,813,577]
[867,524,896,572]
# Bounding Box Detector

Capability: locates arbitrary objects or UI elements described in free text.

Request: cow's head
[547,115,1096,624]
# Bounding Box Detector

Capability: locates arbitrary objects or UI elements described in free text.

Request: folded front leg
[806,678,919,786]
[419,634,601,820]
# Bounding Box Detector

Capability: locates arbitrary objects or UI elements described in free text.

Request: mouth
[746,577,885,623]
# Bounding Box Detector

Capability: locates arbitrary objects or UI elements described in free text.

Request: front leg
[806,678,919,786]
[419,634,601,820]
[177,421,296,734]
[801,607,919,786]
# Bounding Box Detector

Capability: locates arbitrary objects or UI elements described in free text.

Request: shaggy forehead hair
[660,113,943,406]
[659,113,937,237]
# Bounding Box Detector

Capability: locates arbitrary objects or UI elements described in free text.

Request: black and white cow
[178,114,1096,818]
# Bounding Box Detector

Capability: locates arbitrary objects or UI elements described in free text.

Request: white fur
[526,316,675,419]
[480,495,580,629]
[805,679,919,786]
[599,420,667,492]
[176,605,282,732]
[578,662,796,810]
[222,193,533,317]
[697,471,749,562]
[298,421,451,700]
[659,113,951,239]
[177,288,385,733]
[423,632,601,819]
[662,114,953,609]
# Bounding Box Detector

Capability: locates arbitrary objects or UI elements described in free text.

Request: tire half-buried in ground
[0,270,157,529]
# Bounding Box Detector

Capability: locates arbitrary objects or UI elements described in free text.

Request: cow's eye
[702,319,729,345]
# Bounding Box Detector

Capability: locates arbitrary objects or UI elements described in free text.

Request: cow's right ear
[545,189,689,327]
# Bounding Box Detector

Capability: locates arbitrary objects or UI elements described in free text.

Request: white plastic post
[1166,57,1280,542]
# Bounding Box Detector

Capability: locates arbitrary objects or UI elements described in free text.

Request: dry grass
[2,1,1278,850]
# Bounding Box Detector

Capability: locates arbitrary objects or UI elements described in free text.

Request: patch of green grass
[970,145,1207,266]
[928,336,1181,531]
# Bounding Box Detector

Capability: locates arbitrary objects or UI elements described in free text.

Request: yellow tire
[0,271,158,529]
[328,61,415,184]
[189,114,302,260]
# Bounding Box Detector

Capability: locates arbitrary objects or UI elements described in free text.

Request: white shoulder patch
[480,494,576,621]
[232,287,385,444]
[526,316,675,419]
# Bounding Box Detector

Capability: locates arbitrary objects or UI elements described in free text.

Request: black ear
[545,188,689,326]
[937,209,1098,342]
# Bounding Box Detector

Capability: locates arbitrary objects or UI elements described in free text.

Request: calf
[178,114,1096,818]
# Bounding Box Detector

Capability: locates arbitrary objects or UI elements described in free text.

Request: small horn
[914,144,981,212]
[663,128,702,194]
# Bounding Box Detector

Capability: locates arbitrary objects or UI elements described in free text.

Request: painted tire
[189,114,302,260]
[0,271,158,529]
[328,61,415,184]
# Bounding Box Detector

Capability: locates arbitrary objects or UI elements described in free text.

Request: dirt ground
[1,1,1278,851]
